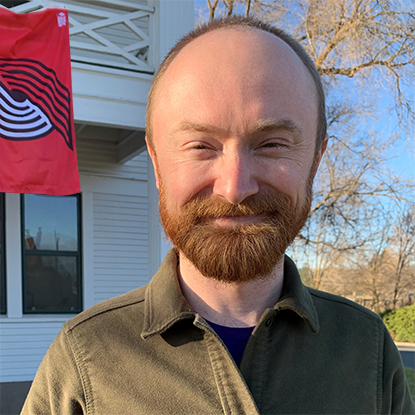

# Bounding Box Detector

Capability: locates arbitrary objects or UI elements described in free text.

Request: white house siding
[76,137,148,181]
[92,192,149,303]
[0,143,150,383]
[0,319,69,382]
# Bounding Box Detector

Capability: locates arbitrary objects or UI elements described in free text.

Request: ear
[146,136,160,190]
[311,134,328,179]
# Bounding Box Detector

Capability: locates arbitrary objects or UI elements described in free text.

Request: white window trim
[5,193,23,318]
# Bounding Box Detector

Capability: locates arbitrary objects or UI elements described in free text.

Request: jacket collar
[141,250,319,339]
[141,249,195,339]
[275,256,320,333]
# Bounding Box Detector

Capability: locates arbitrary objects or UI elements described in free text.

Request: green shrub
[380,304,415,342]
[378,308,393,320]
[405,368,415,403]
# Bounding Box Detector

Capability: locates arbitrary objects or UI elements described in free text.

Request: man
[22,16,414,415]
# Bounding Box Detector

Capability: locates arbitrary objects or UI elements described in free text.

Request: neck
[177,252,285,328]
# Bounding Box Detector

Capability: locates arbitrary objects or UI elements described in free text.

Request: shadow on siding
[0,381,31,415]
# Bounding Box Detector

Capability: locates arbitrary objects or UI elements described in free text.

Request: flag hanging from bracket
[0,6,80,195]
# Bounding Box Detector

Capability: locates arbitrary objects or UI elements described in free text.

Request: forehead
[159,27,315,98]
[151,27,317,141]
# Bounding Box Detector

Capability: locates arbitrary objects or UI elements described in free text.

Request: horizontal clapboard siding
[0,149,150,383]
[77,138,148,181]
[0,321,66,382]
[0,188,150,383]
[93,192,149,303]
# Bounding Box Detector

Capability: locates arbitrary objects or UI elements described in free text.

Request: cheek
[158,159,213,212]
[265,161,311,203]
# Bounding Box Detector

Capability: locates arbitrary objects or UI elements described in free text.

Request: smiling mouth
[209,214,266,227]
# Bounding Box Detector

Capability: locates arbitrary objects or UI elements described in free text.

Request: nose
[213,152,259,204]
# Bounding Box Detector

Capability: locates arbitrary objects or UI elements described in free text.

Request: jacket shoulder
[63,285,147,332]
[307,287,383,323]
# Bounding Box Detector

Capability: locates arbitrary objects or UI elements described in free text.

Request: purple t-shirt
[207,320,255,366]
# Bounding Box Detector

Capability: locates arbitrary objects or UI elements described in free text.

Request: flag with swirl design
[0,6,80,195]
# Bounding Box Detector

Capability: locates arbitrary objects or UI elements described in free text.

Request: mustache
[181,192,293,219]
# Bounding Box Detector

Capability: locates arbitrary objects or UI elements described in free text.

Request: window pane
[24,194,78,251]
[24,255,80,312]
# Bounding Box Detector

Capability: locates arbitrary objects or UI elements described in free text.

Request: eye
[255,139,291,158]
[258,140,288,150]
[186,140,218,152]
[262,142,285,148]
[184,141,218,160]
[193,143,211,150]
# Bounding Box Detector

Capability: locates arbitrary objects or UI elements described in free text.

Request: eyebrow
[174,119,303,138]
[249,119,303,137]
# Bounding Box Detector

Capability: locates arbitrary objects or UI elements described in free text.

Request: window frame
[0,193,6,314]
[21,193,83,314]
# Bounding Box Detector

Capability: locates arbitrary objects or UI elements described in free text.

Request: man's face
[148,28,327,283]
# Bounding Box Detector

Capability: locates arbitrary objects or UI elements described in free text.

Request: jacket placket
[194,316,260,415]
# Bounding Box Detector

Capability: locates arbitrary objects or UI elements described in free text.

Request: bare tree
[223,0,235,16]
[391,205,415,308]
[245,0,252,16]
[352,218,394,312]
[200,0,415,124]
[321,206,415,311]
[292,116,411,289]
[364,240,392,312]
[206,0,220,21]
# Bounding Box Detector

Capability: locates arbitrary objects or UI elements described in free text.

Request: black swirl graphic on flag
[0,83,53,139]
[0,58,74,150]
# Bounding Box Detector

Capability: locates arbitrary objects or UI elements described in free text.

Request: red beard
[159,184,312,283]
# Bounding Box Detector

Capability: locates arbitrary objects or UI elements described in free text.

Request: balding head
[146,16,326,154]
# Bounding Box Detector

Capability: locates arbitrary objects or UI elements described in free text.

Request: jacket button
[265,318,272,327]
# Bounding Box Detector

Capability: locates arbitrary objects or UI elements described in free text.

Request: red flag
[0,7,80,195]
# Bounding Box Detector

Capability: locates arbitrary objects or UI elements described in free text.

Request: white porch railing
[10,0,155,73]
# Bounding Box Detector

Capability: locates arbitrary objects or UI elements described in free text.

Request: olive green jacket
[22,250,414,414]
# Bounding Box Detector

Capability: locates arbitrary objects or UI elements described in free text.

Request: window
[0,193,5,314]
[21,194,82,313]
